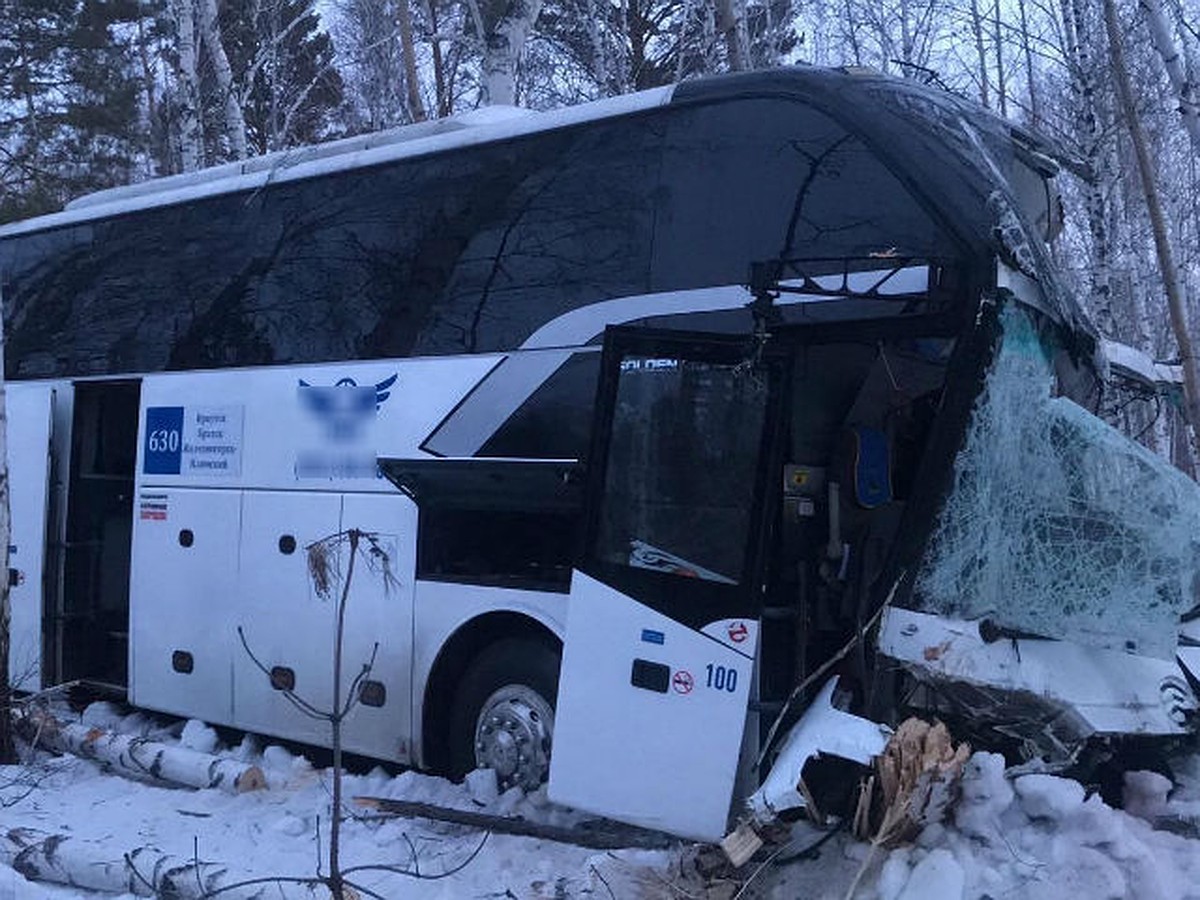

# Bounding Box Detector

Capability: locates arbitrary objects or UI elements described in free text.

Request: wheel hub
[474,685,554,792]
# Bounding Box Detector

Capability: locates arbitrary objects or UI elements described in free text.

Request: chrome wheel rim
[473,684,554,792]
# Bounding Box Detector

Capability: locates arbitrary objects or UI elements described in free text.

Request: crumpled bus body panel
[876,304,1200,757]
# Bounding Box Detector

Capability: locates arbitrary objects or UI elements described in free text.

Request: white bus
[4,67,1199,842]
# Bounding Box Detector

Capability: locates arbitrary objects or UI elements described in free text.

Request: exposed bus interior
[57,380,140,689]
[760,332,951,721]
[381,458,585,593]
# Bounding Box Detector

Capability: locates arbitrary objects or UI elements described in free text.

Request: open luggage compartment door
[549,328,784,841]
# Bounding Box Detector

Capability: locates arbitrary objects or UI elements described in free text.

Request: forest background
[2,0,1199,468]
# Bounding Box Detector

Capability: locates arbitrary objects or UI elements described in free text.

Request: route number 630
[147,428,180,453]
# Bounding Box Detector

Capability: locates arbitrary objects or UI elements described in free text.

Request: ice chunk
[466,767,500,806]
[1014,773,1085,820]
[955,752,1014,840]
[1123,770,1172,823]
[180,719,219,754]
[914,305,1200,658]
[896,848,964,900]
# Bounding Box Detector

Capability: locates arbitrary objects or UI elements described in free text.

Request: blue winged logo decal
[298,373,398,442]
[374,373,397,407]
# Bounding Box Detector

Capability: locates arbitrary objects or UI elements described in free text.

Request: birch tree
[477,0,546,105]
[1103,0,1200,460]
[171,0,205,170]
[1058,0,1121,338]
[968,0,990,105]
[715,0,750,70]
[196,0,249,159]
[397,0,427,120]
[1139,0,1200,154]
[1015,0,1040,126]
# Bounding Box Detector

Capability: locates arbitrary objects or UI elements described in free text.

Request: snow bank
[1,705,688,899]
[872,752,1200,900]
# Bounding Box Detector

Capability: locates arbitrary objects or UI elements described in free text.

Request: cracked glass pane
[914,305,1200,659]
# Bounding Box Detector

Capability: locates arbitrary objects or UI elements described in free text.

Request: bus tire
[447,637,560,793]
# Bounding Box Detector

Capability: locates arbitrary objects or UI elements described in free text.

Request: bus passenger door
[7,384,55,690]
[549,329,785,841]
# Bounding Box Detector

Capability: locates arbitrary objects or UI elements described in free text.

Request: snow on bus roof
[0,87,674,240]
[1102,338,1183,388]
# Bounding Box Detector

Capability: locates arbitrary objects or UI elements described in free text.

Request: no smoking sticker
[672,670,694,694]
[727,621,749,643]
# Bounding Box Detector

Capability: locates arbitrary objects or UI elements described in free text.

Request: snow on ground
[8,707,1200,899]
[0,704,705,899]
[762,751,1200,900]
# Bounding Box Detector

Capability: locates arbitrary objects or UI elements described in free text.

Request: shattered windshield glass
[914,305,1200,659]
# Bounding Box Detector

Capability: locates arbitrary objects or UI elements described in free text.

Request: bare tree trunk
[196,0,248,160]
[1104,0,1200,462]
[398,0,427,122]
[992,0,1008,116]
[1140,0,1200,153]
[842,0,864,66]
[587,0,607,91]
[326,530,358,900]
[899,0,913,69]
[714,0,750,71]
[135,3,162,173]
[171,0,204,171]
[19,712,266,793]
[2,828,289,899]
[425,0,450,117]
[1017,0,1040,126]
[267,0,282,150]
[479,0,545,105]
[969,0,991,107]
[1061,0,1118,336]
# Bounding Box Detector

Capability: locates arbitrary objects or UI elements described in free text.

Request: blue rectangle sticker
[640,629,665,645]
[144,406,184,475]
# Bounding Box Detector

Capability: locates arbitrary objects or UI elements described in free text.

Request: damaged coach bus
[3,67,1199,843]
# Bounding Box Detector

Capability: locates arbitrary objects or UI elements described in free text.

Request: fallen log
[17,710,265,794]
[352,795,675,850]
[1,827,307,898]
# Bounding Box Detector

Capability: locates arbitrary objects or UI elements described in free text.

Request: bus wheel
[448,638,560,793]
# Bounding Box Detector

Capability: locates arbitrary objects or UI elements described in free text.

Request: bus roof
[0,67,1096,375]
[0,88,673,240]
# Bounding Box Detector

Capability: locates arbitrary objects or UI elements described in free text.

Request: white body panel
[6,383,54,689]
[231,490,344,746]
[410,580,565,764]
[135,355,498,492]
[128,353,492,760]
[129,488,240,724]
[879,607,1194,735]
[118,351,575,763]
[549,572,755,842]
[335,493,418,759]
